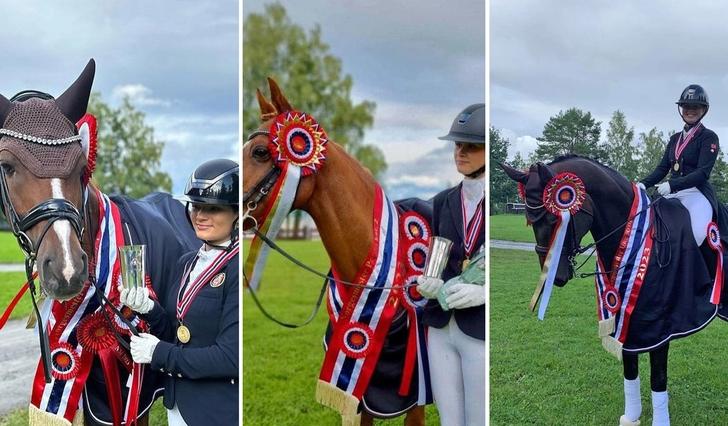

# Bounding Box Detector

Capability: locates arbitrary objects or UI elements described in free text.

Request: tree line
[491,107,728,213]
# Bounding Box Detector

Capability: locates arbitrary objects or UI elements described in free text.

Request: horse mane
[549,154,630,186]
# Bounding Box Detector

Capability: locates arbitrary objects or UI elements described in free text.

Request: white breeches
[664,187,712,246]
[427,317,485,426]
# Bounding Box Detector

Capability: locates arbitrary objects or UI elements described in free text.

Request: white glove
[130,333,160,364]
[657,182,671,196]
[118,285,154,314]
[416,276,444,299]
[444,283,485,309]
[636,182,646,191]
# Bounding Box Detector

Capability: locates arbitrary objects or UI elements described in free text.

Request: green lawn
[490,248,728,425]
[490,214,594,245]
[0,400,168,425]
[0,232,24,263]
[243,240,441,425]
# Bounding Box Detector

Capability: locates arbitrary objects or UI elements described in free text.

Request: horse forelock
[0,98,83,179]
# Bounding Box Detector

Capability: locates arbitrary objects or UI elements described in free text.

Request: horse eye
[252,146,270,161]
[1,163,15,176]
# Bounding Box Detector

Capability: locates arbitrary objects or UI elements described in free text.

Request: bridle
[242,129,280,229]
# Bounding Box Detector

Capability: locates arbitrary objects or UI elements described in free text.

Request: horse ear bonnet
[0,60,95,179]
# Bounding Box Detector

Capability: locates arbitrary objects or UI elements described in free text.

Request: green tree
[535,108,602,161]
[711,154,728,201]
[636,128,668,179]
[602,110,639,181]
[243,3,383,178]
[490,127,517,213]
[88,92,172,198]
[511,151,527,170]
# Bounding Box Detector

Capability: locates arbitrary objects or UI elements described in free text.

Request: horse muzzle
[38,249,88,301]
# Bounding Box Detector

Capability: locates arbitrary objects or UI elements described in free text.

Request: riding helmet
[438,103,485,144]
[180,159,239,206]
[676,84,709,107]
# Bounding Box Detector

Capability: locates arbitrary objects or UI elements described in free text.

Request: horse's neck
[587,177,634,267]
[303,144,377,281]
[82,187,101,262]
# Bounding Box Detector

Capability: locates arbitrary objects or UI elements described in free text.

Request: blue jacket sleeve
[149,274,239,379]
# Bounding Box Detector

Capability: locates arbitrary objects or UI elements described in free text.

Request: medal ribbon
[461,194,484,259]
[674,122,703,160]
[177,242,239,321]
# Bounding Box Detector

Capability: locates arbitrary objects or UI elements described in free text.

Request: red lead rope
[0,271,39,330]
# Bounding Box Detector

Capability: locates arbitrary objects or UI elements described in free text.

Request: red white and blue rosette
[402,212,430,241]
[269,111,328,176]
[602,287,621,314]
[341,323,374,359]
[542,172,586,216]
[707,222,723,305]
[402,275,427,309]
[406,241,429,273]
[50,342,81,381]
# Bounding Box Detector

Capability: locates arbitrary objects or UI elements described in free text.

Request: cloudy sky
[492,1,728,163]
[1,0,238,193]
[244,0,485,199]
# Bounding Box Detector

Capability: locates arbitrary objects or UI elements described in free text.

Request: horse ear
[0,94,10,126]
[256,88,277,120]
[56,59,96,124]
[500,162,529,184]
[536,162,555,183]
[267,77,293,112]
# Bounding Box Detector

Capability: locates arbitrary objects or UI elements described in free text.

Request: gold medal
[462,258,471,271]
[673,162,680,172]
[177,325,191,343]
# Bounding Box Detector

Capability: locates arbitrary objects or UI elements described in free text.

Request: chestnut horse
[243,78,426,426]
[0,60,191,425]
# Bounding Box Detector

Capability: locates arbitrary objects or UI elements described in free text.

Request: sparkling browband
[0,129,82,146]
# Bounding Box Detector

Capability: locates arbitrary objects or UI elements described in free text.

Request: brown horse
[0,60,191,425]
[243,78,425,426]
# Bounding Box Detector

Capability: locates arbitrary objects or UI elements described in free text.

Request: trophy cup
[421,236,453,297]
[119,245,146,290]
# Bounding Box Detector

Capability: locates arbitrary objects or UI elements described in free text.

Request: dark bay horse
[502,155,721,425]
[0,60,192,425]
[243,78,426,426]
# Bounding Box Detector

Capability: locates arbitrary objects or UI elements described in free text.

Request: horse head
[0,60,96,300]
[242,77,318,230]
[501,161,594,287]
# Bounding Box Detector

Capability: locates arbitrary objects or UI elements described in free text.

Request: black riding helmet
[179,158,239,248]
[676,84,709,124]
[438,103,485,144]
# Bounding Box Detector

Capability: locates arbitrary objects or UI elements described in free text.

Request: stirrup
[619,414,641,426]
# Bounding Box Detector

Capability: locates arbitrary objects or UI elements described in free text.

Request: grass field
[0,232,26,264]
[243,240,441,425]
[490,248,728,425]
[490,214,594,245]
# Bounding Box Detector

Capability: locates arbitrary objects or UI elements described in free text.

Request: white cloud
[112,84,172,107]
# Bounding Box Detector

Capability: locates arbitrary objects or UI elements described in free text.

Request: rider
[416,103,485,425]
[120,159,239,425]
[640,84,725,247]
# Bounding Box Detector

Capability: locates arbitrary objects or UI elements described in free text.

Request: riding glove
[119,286,154,314]
[130,333,159,364]
[416,276,444,299]
[445,283,485,309]
[657,182,671,196]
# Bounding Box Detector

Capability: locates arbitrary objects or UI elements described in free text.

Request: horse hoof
[620,415,641,426]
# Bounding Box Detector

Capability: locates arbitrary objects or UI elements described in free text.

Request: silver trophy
[423,236,453,279]
[119,245,146,289]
